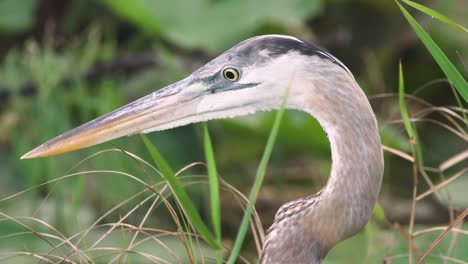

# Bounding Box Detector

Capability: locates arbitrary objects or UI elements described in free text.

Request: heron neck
[300,77,384,241]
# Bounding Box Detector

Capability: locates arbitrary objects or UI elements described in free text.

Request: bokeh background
[0,0,467,263]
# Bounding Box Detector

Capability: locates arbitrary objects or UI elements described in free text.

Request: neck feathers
[301,62,384,240]
[261,57,383,263]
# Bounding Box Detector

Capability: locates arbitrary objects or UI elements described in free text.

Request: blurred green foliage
[101,0,323,52]
[0,0,38,33]
[0,0,466,263]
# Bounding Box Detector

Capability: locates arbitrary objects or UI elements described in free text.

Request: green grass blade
[399,61,426,262]
[141,135,175,175]
[398,62,415,139]
[226,82,291,264]
[399,61,428,173]
[203,124,222,262]
[396,1,468,103]
[402,0,468,32]
[141,134,219,249]
[398,62,425,165]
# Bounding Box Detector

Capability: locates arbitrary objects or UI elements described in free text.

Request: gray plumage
[22,35,384,264]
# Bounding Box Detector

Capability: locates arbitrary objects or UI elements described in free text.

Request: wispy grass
[394,6,467,263]
[397,0,468,102]
[396,26,467,262]
[417,209,468,264]
[379,85,467,262]
[3,91,467,264]
[2,2,467,261]
[449,83,468,130]
[141,134,219,249]
[1,149,220,263]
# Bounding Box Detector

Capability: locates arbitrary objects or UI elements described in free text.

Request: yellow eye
[223,67,240,81]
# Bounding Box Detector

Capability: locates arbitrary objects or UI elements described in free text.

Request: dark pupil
[225,70,235,79]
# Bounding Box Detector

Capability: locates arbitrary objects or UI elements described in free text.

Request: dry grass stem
[416,168,468,201]
[417,209,468,264]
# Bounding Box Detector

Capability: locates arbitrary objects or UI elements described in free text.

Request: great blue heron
[22,35,384,263]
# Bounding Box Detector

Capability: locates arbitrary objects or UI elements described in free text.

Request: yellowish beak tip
[20,149,40,159]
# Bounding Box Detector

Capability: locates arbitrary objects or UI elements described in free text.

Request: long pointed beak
[21,77,203,159]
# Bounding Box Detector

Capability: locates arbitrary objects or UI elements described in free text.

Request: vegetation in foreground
[0,0,466,263]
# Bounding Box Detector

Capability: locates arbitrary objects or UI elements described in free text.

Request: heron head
[22,35,347,159]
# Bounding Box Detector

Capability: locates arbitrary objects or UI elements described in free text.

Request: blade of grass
[398,62,432,187]
[401,0,468,32]
[226,80,292,264]
[396,0,468,103]
[399,62,421,264]
[203,125,221,241]
[141,134,219,249]
[399,62,415,139]
[203,124,222,263]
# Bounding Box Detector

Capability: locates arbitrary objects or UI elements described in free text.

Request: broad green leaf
[0,0,38,33]
[100,0,322,52]
[397,1,468,103]
[402,0,468,33]
[141,134,219,249]
[99,0,162,35]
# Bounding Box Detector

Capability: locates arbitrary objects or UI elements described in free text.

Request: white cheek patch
[242,52,303,84]
[197,88,262,113]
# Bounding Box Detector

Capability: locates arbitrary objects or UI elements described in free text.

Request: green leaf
[203,124,222,256]
[398,62,415,139]
[401,0,468,33]
[141,134,220,249]
[396,1,468,102]
[373,203,386,222]
[0,0,38,33]
[398,61,425,170]
[99,0,162,34]
[100,0,322,52]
